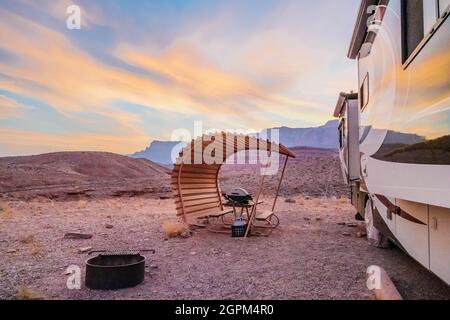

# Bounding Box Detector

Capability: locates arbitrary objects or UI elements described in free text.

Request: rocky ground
[0,196,448,300]
[0,148,448,300]
[220,147,348,198]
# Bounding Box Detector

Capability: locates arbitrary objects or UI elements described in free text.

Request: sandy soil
[0,196,448,300]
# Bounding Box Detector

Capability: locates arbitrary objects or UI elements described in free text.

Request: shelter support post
[245,174,265,237]
[272,155,289,212]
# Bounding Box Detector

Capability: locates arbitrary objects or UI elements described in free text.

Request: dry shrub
[110,199,121,209]
[18,235,45,256]
[163,221,189,238]
[339,196,349,204]
[16,286,41,300]
[20,235,34,244]
[78,199,87,209]
[0,199,12,216]
[29,242,45,256]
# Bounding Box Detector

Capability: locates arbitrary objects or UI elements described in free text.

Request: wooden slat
[174,193,220,203]
[186,205,223,216]
[173,167,219,175]
[177,204,223,217]
[171,172,217,179]
[178,201,221,212]
[256,210,274,220]
[171,179,216,185]
[173,188,218,195]
[175,164,221,169]
[180,183,217,189]
[176,198,221,209]
[171,177,216,184]
[171,183,217,190]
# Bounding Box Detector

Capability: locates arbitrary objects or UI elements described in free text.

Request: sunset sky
[0,0,359,156]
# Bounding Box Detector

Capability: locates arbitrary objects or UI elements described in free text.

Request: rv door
[338,118,349,184]
[346,98,360,183]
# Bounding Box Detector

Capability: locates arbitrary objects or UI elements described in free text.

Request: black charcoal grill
[224,188,253,205]
[85,249,155,290]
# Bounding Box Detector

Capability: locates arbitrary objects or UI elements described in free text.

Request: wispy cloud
[0,0,359,156]
[0,94,29,119]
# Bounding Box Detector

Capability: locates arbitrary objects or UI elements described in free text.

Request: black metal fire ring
[85,249,155,290]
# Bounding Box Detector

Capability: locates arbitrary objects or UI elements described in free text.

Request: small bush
[163,221,189,238]
[29,242,45,256]
[78,199,87,209]
[0,199,12,216]
[20,235,34,244]
[16,286,41,300]
[339,196,349,203]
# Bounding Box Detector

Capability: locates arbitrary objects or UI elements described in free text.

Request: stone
[78,246,93,253]
[105,224,114,229]
[6,249,17,253]
[357,231,367,238]
[180,231,192,238]
[64,233,93,240]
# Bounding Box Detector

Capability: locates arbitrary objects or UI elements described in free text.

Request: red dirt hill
[0,152,171,199]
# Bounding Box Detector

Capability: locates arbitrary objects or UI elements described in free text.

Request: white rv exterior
[335,0,450,285]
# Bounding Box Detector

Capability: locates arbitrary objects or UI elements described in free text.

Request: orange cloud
[0,94,28,119]
[0,5,340,156]
[0,127,149,156]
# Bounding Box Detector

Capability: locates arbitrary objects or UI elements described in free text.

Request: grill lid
[225,188,253,204]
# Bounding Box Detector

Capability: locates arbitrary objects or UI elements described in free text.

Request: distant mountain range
[130,120,426,164]
[266,120,341,149]
[130,140,187,165]
[130,121,341,164]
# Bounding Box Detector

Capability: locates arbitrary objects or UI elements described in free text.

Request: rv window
[401,0,425,62]
[359,74,369,111]
[338,120,345,149]
[402,0,450,63]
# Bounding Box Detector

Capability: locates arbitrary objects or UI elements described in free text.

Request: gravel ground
[220,148,348,198]
[0,196,449,300]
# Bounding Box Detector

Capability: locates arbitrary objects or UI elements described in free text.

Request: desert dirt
[0,148,449,300]
[0,195,449,300]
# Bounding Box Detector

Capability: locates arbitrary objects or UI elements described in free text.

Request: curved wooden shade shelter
[171,133,295,226]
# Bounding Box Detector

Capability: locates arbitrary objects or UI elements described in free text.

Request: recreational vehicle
[334,0,450,285]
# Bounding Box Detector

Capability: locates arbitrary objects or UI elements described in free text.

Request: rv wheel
[364,198,390,248]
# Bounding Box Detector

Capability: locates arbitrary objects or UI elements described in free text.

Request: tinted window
[360,74,369,111]
[402,0,425,62]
